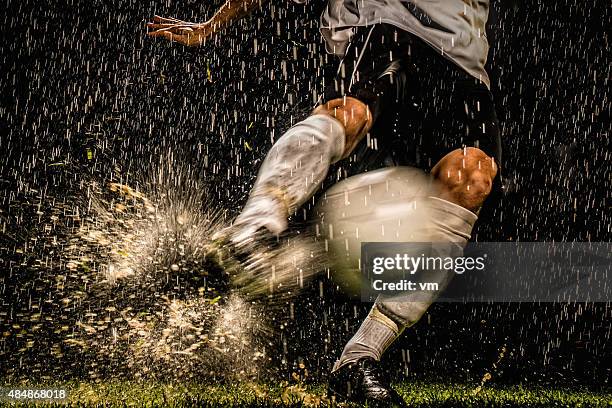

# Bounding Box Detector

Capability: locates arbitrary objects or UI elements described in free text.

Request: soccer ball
[313,166,435,297]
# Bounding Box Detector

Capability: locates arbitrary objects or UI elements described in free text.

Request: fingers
[147,30,190,45]
[146,23,195,32]
[147,15,198,33]
[146,23,177,30]
[148,16,201,28]
[146,16,208,46]
[148,29,205,46]
[147,23,200,45]
[151,15,183,23]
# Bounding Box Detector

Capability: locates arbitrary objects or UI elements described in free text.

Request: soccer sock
[231,114,345,242]
[333,196,479,371]
[332,304,403,372]
[374,196,478,326]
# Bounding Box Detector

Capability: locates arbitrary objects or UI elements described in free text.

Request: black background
[0,0,610,388]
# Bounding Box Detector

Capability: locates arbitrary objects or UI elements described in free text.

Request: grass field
[1,381,610,407]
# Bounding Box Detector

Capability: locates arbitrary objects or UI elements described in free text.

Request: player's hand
[146,15,216,46]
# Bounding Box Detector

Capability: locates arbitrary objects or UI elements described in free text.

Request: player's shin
[228,114,345,244]
[332,304,403,372]
[333,196,478,371]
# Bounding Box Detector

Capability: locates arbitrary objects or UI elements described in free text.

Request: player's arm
[147,0,268,46]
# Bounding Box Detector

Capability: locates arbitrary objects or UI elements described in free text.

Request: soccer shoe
[328,357,408,407]
[212,223,278,263]
[223,194,288,245]
[209,224,283,293]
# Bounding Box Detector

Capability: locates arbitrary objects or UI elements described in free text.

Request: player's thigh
[317,24,416,158]
[407,55,502,206]
[432,80,502,209]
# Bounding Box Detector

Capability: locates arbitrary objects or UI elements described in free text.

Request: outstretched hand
[147,15,215,46]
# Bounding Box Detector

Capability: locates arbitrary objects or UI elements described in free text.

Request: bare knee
[312,97,372,158]
[431,147,498,213]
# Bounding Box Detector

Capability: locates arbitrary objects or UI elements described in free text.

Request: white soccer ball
[314,166,435,297]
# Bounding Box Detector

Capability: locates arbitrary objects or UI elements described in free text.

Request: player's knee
[313,97,372,157]
[431,147,497,213]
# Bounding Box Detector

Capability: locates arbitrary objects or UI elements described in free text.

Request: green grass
[1,381,610,407]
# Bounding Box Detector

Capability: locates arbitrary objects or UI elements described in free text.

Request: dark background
[0,0,610,388]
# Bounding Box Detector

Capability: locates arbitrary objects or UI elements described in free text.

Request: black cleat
[328,357,408,407]
[209,225,282,296]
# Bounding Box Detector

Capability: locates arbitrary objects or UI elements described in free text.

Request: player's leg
[225,96,372,245]
[333,142,500,370]
[330,165,494,406]
[329,193,481,368]
[225,24,391,245]
[330,30,502,405]
[334,147,497,369]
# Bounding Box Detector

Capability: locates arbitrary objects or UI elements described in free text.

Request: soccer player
[148,1,500,406]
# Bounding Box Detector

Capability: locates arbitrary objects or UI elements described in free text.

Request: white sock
[332,304,402,372]
[232,114,345,240]
[375,196,478,326]
[334,196,479,370]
